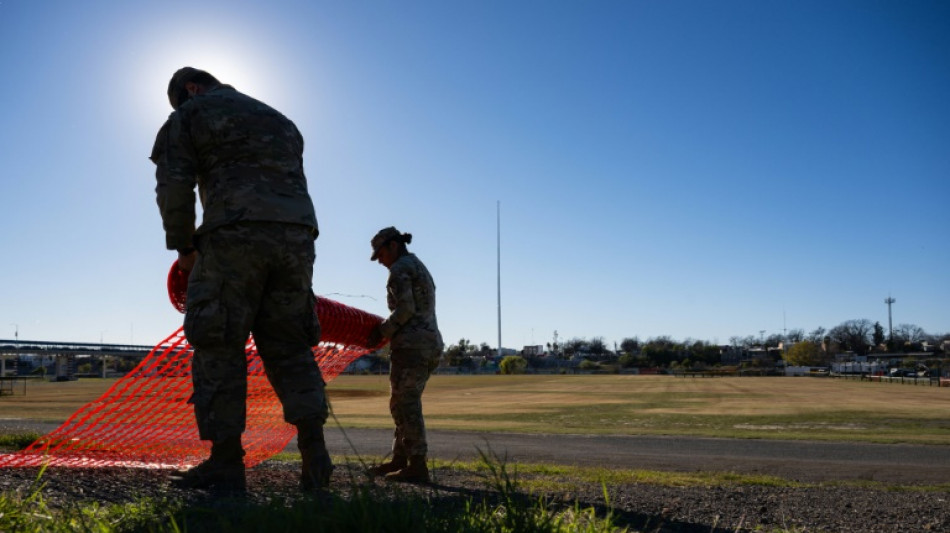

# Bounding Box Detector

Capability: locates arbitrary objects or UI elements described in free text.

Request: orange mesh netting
[0,262,384,469]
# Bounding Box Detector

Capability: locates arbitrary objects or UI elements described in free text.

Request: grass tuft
[0,432,43,450]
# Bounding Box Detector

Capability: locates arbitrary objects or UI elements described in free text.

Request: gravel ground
[2,420,949,531]
[1,459,947,532]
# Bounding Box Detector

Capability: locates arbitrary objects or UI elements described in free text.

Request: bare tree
[828,319,874,355]
[892,323,928,351]
[894,324,927,344]
[786,329,805,343]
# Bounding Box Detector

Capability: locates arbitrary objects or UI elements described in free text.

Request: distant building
[522,345,545,357]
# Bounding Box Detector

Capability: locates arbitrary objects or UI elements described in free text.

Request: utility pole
[885,296,896,342]
[496,201,502,362]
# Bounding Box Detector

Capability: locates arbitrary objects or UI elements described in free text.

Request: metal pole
[497,201,502,362]
[885,296,896,342]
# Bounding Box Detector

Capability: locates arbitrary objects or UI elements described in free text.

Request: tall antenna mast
[885,295,896,341]
[497,201,502,361]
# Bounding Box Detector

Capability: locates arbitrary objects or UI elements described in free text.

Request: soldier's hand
[367,325,383,347]
[177,249,198,272]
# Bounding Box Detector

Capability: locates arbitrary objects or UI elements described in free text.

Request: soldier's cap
[167,67,202,110]
[370,226,402,260]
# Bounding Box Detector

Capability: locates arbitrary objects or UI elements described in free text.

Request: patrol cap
[370,226,402,260]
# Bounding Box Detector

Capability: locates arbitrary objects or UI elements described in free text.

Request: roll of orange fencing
[167,259,189,313]
[0,261,386,469]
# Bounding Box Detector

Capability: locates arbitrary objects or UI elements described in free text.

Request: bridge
[0,339,157,357]
[0,339,163,381]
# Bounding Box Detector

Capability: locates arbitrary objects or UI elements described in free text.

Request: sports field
[2,374,949,445]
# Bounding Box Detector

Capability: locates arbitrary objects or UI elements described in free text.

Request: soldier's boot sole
[368,456,408,477]
[385,455,429,483]
[170,458,246,491]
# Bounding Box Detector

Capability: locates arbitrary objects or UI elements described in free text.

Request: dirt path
[325,426,950,484]
[6,420,950,485]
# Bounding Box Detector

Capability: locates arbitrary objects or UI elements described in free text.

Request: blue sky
[1,1,947,350]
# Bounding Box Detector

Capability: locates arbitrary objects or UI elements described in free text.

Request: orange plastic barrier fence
[0,295,383,469]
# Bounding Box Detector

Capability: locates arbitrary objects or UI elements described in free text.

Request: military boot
[171,437,246,490]
[297,419,333,491]
[385,455,429,483]
[368,454,407,477]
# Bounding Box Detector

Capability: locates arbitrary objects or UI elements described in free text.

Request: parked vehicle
[889,368,915,377]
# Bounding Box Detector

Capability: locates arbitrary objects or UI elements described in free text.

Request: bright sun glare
[129,25,284,130]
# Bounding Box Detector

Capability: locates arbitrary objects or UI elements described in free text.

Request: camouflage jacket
[150,85,318,250]
[380,253,444,350]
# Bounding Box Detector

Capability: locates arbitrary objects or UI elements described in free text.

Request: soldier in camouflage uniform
[150,67,332,491]
[366,227,444,483]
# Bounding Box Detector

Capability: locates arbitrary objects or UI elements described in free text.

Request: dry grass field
[3,374,949,444]
[329,374,950,444]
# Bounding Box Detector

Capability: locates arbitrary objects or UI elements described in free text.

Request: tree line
[442,319,948,372]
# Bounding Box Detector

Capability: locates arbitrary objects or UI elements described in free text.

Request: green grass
[0,463,173,533]
[0,452,633,533]
[0,432,42,449]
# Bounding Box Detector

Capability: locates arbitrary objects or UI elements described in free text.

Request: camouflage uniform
[150,84,327,442]
[379,253,444,457]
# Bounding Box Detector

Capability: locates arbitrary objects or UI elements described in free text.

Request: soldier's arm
[379,267,416,338]
[151,115,198,251]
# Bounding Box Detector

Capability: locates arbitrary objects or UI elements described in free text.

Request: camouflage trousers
[388,347,441,457]
[183,222,326,442]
